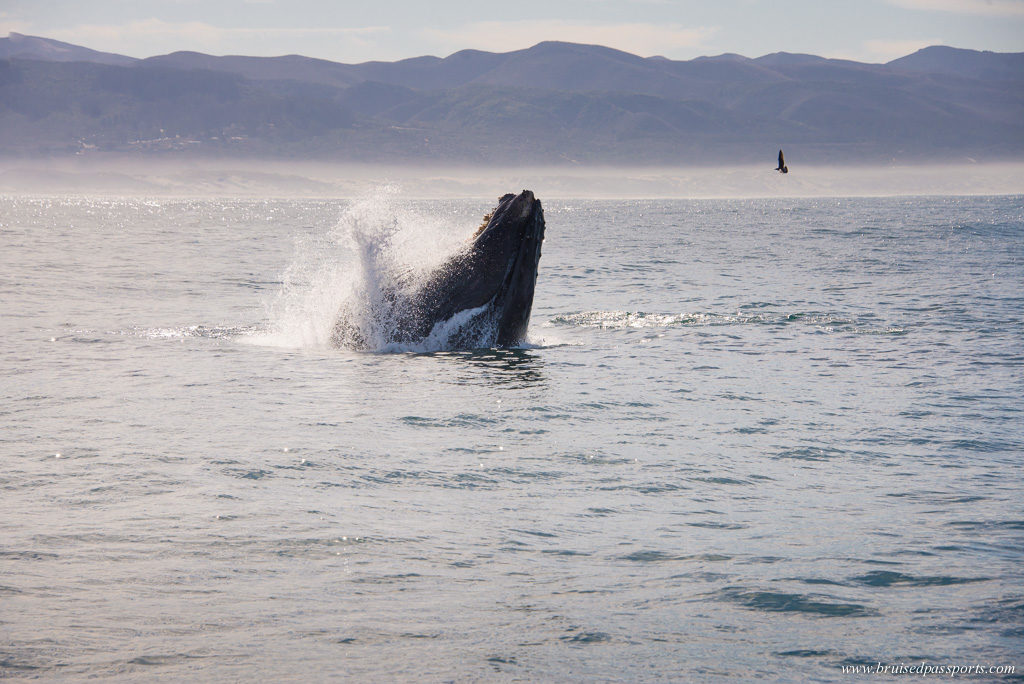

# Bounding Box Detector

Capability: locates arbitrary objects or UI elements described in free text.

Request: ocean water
[2,192,1022,681]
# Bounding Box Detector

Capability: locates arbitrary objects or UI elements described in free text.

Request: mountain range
[2,32,1022,164]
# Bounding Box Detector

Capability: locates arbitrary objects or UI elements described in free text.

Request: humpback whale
[775,149,789,174]
[332,190,545,350]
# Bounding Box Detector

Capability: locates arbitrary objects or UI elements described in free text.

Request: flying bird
[775,149,789,174]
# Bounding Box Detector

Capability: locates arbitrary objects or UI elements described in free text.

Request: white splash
[250,186,473,352]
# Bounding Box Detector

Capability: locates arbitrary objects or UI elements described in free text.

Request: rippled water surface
[2,194,1023,681]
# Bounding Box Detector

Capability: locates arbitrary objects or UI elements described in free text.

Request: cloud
[0,12,30,36]
[42,19,390,58]
[888,0,1024,16]
[420,20,717,58]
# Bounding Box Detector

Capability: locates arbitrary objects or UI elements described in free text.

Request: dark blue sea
[2,192,1022,681]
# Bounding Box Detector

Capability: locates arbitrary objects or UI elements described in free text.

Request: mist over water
[1,191,1022,680]
[3,158,1024,199]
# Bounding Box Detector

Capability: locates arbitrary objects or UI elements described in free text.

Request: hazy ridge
[1,32,1023,165]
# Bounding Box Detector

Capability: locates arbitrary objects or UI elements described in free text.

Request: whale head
[446,190,545,346]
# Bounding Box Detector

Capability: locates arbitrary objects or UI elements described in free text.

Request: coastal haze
[3,157,1024,199]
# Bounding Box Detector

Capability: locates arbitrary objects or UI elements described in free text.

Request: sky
[2,0,1023,64]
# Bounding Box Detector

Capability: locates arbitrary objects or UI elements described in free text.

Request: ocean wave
[548,310,905,334]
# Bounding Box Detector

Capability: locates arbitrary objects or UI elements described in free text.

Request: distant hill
[145,51,363,88]
[1,33,1022,163]
[0,32,136,66]
[888,45,1024,81]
